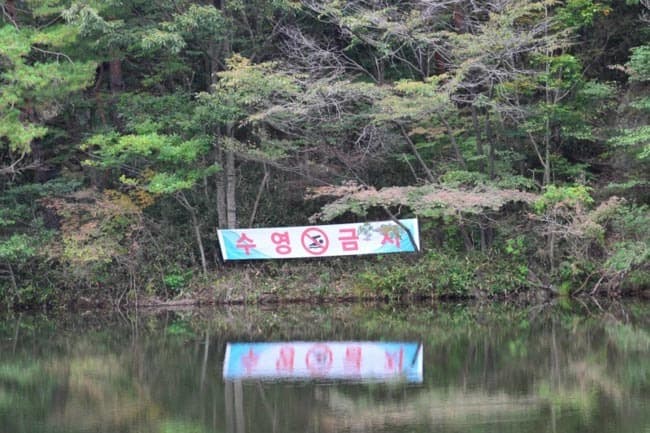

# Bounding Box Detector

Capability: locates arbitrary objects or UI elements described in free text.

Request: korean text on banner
[217,218,419,261]
[223,341,423,383]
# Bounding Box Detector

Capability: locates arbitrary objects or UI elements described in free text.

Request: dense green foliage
[0,0,648,307]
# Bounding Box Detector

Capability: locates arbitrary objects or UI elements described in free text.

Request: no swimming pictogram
[305,344,333,374]
[300,227,329,255]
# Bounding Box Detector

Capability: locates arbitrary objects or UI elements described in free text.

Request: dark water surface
[1,301,649,433]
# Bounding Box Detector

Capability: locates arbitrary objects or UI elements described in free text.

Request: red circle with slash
[301,227,329,255]
[305,344,333,374]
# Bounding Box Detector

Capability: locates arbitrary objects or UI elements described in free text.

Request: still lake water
[1,301,649,433]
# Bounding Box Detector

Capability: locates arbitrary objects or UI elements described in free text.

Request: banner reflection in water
[223,342,423,382]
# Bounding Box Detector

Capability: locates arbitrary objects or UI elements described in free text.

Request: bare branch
[0,154,42,177]
[32,46,74,64]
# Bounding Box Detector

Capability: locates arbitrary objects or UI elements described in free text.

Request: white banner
[217,219,419,261]
[223,342,423,382]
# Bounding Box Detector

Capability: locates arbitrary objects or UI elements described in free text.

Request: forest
[0,0,648,308]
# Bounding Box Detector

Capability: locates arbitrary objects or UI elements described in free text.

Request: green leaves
[534,53,582,90]
[198,55,299,125]
[0,26,32,64]
[0,179,81,272]
[31,24,80,48]
[86,132,209,164]
[375,78,446,124]
[610,126,650,159]
[139,29,186,55]
[84,131,216,195]
[0,234,36,262]
[0,0,647,303]
[602,204,650,274]
[170,4,227,43]
[533,185,594,213]
[62,3,115,39]
[7,61,96,101]
[146,171,199,194]
[0,111,47,153]
[608,43,650,169]
[627,45,650,82]
[607,241,650,272]
[0,7,96,154]
[555,0,611,28]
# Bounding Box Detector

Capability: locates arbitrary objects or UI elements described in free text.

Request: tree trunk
[549,230,555,273]
[543,115,552,186]
[249,163,270,227]
[542,4,552,186]
[93,65,107,126]
[7,263,18,302]
[191,212,208,275]
[440,116,466,170]
[374,58,385,85]
[219,122,238,229]
[397,122,435,182]
[225,148,237,228]
[480,227,487,253]
[208,38,229,230]
[453,6,465,32]
[176,193,208,275]
[109,53,124,93]
[485,112,495,179]
[5,0,17,24]
[471,105,485,173]
[459,224,473,252]
[108,52,124,127]
[225,381,235,433]
[200,331,210,390]
[234,380,245,433]
[434,51,446,74]
[215,141,228,228]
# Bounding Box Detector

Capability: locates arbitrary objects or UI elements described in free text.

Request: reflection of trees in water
[46,353,157,431]
[315,388,543,432]
[302,303,650,433]
[0,301,648,433]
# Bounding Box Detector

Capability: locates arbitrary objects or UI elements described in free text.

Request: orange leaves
[41,189,143,266]
[307,183,538,222]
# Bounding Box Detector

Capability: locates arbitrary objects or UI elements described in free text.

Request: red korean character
[242,348,259,375]
[338,228,359,252]
[276,346,295,373]
[385,348,404,372]
[271,231,292,255]
[381,232,401,248]
[236,233,256,255]
[344,346,362,372]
